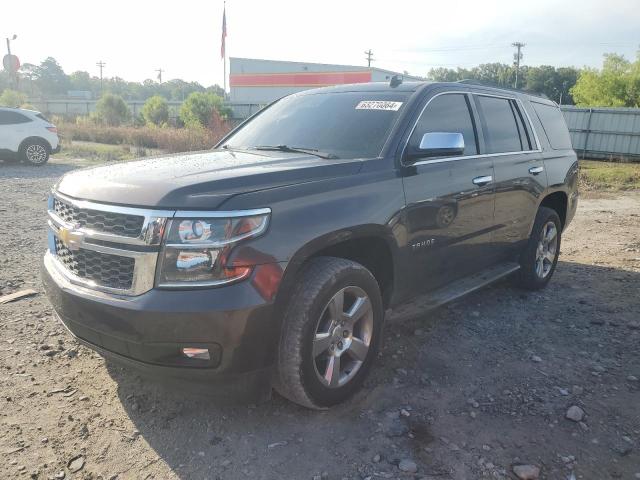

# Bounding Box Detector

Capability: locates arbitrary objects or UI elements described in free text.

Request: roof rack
[456,79,549,99]
[389,75,403,88]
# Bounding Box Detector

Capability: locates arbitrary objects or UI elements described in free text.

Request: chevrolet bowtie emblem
[59,225,84,251]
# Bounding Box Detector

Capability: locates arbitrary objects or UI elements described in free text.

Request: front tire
[274,257,384,409]
[515,206,562,290]
[21,140,50,166]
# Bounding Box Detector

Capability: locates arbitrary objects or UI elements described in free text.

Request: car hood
[55,149,363,209]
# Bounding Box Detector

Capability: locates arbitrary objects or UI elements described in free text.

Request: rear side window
[35,113,50,123]
[410,93,478,156]
[0,111,31,125]
[532,102,572,150]
[476,95,524,154]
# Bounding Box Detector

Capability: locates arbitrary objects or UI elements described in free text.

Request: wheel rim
[312,286,374,388]
[535,221,558,278]
[26,144,47,164]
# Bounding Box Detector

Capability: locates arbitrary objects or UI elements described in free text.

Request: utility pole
[96,61,106,95]
[155,68,164,84]
[5,34,17,89]
[512,42,525,89]
[364,49,374,67]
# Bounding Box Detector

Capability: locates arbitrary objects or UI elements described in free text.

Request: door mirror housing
[406,132,465,161]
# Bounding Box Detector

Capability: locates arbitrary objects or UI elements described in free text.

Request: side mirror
[407,132,465,161]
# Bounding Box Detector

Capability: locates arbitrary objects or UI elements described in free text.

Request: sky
[1,0,638,87]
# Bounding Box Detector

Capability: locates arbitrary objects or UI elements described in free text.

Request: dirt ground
[1,158,639,480]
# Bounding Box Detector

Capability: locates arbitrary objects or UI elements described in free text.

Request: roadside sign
[2,54,20,73]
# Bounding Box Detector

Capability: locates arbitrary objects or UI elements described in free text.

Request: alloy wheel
[26,144,48,164]
[535,221,558,278]
[312,286,374,388]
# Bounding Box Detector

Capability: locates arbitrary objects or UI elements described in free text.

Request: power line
[364,49,374,67]
[512,42,525,89]
[96,60,106,95]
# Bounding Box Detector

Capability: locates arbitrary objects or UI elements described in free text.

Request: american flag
[221,4,227,60]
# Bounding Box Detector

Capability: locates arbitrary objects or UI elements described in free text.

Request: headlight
[157,210,270,287]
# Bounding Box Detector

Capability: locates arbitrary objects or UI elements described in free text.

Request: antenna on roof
[390,75,403,88]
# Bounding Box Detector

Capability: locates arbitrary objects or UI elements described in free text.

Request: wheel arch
[275,225,398,313]
[19,136,52,153]
[538,190,568,229]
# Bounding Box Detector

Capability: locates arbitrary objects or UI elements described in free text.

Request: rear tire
[515,206,562,290]
[274,257,384,409]
[21,139,50,166]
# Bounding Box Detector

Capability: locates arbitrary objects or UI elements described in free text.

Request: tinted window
[36,113,50,123]
[409,93,478,156]
[476,96,523,153]
[0,111,31,125]
[532,102,572,150]
[511,101,533,150]
[224,92,409,159]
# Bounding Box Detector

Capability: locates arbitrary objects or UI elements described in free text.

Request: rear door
[0,111,12,150]
[401,91,497,293]
[474,94,546,259]
[0,110,32,152]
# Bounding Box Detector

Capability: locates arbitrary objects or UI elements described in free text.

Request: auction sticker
[355,100,403,111]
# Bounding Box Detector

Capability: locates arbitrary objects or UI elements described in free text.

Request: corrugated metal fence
[561,106,640,161]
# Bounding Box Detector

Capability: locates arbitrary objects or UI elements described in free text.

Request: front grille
[54,238,135,290]
[53,198,144,238]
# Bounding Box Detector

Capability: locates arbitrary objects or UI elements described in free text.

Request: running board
[391,262,520,320]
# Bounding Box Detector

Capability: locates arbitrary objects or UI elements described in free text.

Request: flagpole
[223,1,227,96]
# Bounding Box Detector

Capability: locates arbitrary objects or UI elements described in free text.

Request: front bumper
[42,253,280,400]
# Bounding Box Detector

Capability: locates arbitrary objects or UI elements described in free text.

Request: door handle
[528,166,544,175]
[472,175,493,186]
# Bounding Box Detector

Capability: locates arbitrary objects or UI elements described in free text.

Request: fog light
[181,347,210,360]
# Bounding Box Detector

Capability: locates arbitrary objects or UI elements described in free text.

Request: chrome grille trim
[47,193,172,296]
[50,192,173,247]
[54,237,136,290]
[46,191,273,297]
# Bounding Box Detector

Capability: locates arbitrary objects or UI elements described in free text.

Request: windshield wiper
[252,145,339,159]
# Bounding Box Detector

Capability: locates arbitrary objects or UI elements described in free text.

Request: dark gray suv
[43,80,578,408]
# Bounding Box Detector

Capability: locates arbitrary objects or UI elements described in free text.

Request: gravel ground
[1,158,639,480]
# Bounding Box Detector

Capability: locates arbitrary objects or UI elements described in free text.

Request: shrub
[0,89,27,108]
[179,92,231,128]
[141,95,169,126]
[91,93,131,126]
[58,121,233,154]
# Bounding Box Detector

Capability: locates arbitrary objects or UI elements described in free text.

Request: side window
[476,95,525,154]
[510,101,533,150]
[0,111,31,125]
[532,102,572,150]
[409,93,478,156]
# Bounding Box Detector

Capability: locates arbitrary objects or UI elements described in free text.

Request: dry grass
[579,160,640,191]
[58,122,232,154]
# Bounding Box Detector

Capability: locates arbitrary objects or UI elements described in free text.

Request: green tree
[91,93,131,126]
[179,92,230,128]
[571,53,640,107]
[141,95,169,126]
[35,57,70,96]
[428,63,518,88]
[0,89,27,107]
[68,71,93,91]
[525,65,579,104]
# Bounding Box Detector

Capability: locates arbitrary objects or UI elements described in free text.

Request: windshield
[223,91,410,159]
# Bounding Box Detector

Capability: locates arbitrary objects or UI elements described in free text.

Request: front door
[401,92,497,294]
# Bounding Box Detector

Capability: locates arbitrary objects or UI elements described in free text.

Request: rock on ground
[513,464,541,479]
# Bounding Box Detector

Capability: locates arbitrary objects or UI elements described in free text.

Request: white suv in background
[0,107,60,166]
